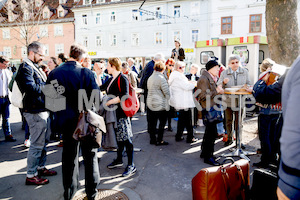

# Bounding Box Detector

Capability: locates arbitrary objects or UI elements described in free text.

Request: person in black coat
[171,39,185,61]
[47,44,100,199]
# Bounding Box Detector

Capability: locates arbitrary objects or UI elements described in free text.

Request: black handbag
[202,104,223,125]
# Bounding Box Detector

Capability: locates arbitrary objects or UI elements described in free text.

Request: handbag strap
[221,163,247,199]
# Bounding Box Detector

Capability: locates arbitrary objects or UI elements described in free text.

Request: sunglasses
[169,64,174,66]
[231,61,239,65]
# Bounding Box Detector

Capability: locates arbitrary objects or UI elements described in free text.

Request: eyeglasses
[34,52,44,57]
[231,61,239,65]
[169,65,174,66]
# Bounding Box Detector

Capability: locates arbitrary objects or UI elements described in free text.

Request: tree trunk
[266,0,300,67]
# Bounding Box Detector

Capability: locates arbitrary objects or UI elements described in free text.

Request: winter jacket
[15,58,47,113]
[147,71,170,111]
[217,67,251,108]
[169,70,195,110]
[197,70,218,110]
[253,73,286,115]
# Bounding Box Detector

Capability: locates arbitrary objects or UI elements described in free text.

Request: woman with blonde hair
[101,57,136,177]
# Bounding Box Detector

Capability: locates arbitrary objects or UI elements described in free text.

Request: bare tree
[0,0,49,48]
[266,0,300,67]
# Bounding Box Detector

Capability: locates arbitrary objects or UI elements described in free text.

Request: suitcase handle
[221,157,235,165]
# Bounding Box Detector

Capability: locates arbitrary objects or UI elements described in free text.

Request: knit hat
[205,60,219,71]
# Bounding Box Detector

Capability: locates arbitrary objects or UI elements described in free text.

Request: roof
[0,0,79,26]
[73,0,143,9]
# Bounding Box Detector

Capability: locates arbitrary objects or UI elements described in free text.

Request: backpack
[117,75,139,117]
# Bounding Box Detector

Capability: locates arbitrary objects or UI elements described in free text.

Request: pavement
[0,106,262,200]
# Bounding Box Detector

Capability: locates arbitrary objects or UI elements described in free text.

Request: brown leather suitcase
[192,158,250,200]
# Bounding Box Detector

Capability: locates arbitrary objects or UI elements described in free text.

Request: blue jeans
[24,111,50,177]
[0,96,11,136]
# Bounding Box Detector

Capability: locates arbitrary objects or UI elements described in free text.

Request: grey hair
[228,54,240,64]
[174,61,186,70]
[190,63,200,70]
[127,58,134,63]
[27,41,44,55]
[154,53,165,62]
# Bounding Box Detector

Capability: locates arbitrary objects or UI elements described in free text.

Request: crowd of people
[0,38,299,200]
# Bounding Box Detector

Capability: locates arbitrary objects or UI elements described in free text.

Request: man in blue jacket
[47,43,100,200]
[15,41,57,186]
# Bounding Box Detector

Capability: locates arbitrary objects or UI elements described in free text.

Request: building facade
[73,0,210,65]
[0,0,77,65]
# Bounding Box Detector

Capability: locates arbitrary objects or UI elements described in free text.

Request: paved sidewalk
[0,106,261,200]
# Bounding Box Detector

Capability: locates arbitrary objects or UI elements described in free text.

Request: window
[35,0,41,7]
[59,0,66,4]
[110,34,117,46]
[131,33,139,46]
[39,26,48,37]
[191,30,199,43]
[232,46,249,67]
[155,32,162,44]
[200,51,214,65]
[54,25,63,36]
[59,10,64,18]
[2,29,10,39]
[20,28,26,39]
[83,36,88,47]
[174,5,180,18]
[96,35,102,47]
[84,0,91,5]
[24,12,30,21]
[21,46,27,58]
[110,12,116,23]
[249,14,262,33]
[132,9,139,21]
[156,7,162,19]
[8,14,14,22]
[191,2,200,16]
[3,47,11,58]
[173,31,181,41]
[43,11,48,19]
[221,16,232,34]
[55,44,64,56]
[96,13,101,24]
[82,14,88,25]
[44,44,49,56]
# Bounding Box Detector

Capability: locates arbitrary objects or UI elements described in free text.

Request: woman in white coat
[169,61,198,143]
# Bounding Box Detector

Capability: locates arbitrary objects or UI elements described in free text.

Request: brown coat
[197,70,218,110]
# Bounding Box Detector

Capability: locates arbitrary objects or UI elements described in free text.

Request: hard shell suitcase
[192,158,250,200]
[251,168,278,200]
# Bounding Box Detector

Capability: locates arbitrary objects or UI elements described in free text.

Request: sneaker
[175,136,184,142]
[24,139,31,148]
[122,164,137,177]
[107,159,123,169]
[38,168,57,176]
[26,176,49,185]
[5,135,16,142]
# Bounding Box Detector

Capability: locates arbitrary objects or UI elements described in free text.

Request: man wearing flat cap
[171,39,185,61]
